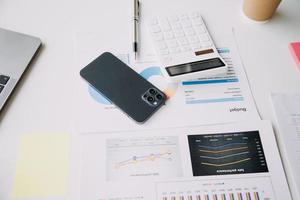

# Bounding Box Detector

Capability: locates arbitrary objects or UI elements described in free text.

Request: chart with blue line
[188,131,268,176]
[182,47,244,105]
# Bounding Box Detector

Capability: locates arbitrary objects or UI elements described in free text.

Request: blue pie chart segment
[88,86,112,105]
[140,67,162,80]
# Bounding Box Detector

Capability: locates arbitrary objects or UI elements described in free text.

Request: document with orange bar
[76,121,291,200]
[73,32,260,132]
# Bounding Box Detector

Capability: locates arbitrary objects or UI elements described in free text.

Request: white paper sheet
[271,93,300,200]
[78,121,291,200]
[72,32,259,132]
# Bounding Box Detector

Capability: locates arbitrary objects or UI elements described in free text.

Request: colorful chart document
[271,93,300,200]
[73,32,259,132]
[77,121,291,200]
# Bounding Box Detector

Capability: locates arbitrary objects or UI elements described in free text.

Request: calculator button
[181,20,192,28]
[167,40,178,48]
[160,18,172,31]
[195,26,206,34]
[151,25,162,33]
[190,12,200,18]
[192,43,202,50]
[185,28,195,36]
[160,49,170,55]
[182,45,192,52]
[178,37,189,45]
[164,32,174,39]
[162,25,171,32]
[157,42,168,50]
[172,22,182,30]
[159,18,169,24]
[170,47,181,54]
[199,34,210,42]
[180,14,189,19]
[193,18,203,25]
[174,30,185,37]
[153,33,164,41]
[202,41,212,47]
[0,85,4,93]
[169,15,179,22]
[189,36,199,43]
[149,18,159,25]
[0,75,10,85]
[163,56,172,63]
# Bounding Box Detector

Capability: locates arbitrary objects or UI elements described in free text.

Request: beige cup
[243,0,281,22]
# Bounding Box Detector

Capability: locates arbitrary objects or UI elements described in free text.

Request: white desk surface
[0,0,299,199]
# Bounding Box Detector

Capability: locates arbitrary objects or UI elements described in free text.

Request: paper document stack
[271,93,300,200]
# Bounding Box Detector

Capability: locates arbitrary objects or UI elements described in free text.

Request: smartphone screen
[80,52,166,123]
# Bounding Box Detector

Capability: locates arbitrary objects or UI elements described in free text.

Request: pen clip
[137,0,140,17]
[134,0,140,19]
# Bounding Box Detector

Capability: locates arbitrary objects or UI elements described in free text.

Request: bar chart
[156,177,274,200]
[160,191,261,200]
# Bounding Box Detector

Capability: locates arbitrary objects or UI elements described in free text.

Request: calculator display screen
[166,58,225,77]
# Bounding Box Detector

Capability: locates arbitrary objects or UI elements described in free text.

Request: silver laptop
[0,28,41,111]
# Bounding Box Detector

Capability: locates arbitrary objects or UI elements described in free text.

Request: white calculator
[148,12,228,82]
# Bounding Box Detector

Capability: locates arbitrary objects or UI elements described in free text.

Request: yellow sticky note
[12,133,70,198]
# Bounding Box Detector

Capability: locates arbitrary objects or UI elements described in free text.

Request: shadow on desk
[268,7,300,29]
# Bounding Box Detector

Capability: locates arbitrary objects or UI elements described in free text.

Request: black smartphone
[80,52,167,123]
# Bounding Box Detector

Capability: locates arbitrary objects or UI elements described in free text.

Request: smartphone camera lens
[147,96,154,102]
[149,88,156,95]
[142,89,164,106]
[156,94,163,100]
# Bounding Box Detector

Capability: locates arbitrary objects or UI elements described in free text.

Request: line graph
[201,158,251,167]
[188,131,269,176]
[200,151,250,160]
[199,146,249,154]
[106,136,182,180]
[197,142,247,149]
[114,151,172,169]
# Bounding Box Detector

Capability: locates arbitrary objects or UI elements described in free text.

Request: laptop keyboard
[0,74,10,93]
